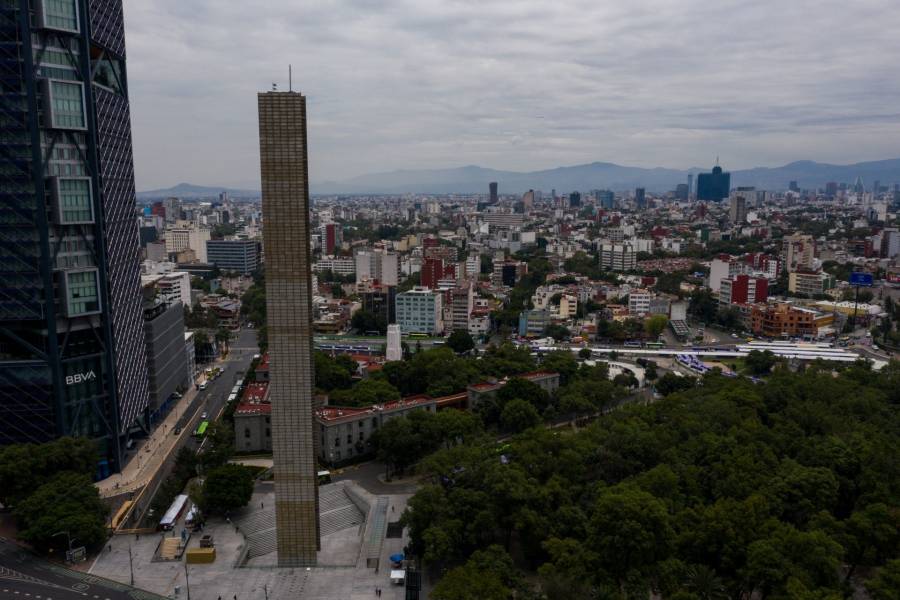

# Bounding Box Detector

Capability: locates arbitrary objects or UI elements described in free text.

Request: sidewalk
[96,357,224,498]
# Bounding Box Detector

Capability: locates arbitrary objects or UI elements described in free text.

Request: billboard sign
[849,272,874,287]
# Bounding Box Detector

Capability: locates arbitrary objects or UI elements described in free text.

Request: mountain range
[136,183,258,201]
[138,158,900,198]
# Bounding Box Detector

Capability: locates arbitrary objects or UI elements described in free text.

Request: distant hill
[136,183,258,201]
[312,158,900,195]
[139,158,900,198]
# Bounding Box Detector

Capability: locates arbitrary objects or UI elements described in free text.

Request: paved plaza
[89,482,419,600]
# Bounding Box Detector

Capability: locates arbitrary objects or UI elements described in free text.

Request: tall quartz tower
[257,90,320,566]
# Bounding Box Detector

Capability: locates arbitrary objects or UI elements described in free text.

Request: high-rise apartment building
[719,275,769,307]
[0,0,149,473]
[421,257,444,289]
[782,234,815,273]
[322,222,340,255]
[258,90,319,567]
[489,182,498,204]
[521,189,535,211]
[600,243,637,272]
[729,195,747,224]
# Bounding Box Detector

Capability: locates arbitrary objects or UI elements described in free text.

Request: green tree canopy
[329,379,401,407]
[446,330,476,354]
[199,464,254,515]
[645,314,669,338]
[403,366,900,598]
[14,472,108,552]
[314,351,356,391]
[500,399,542,433]
[746,350,778,375]
[351,309,387,335]
[199,421,234,471]
[543,323,571,342]
[868,559,900,600]
[0,437,98,507]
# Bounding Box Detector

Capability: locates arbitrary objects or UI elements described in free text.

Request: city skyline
[124,0,900,190]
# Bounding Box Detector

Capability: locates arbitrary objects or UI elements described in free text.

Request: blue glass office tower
[697,165,731,202]
[0,0,148,473]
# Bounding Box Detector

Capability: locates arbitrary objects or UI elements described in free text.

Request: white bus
[159,494,189,531]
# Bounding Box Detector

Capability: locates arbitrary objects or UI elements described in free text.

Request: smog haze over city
[124,0,900,191]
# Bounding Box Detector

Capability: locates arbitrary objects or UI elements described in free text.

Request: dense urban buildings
[258,90,320,566]
[0,0,149,474]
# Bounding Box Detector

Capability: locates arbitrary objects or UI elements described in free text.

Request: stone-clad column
[257,91,320,567]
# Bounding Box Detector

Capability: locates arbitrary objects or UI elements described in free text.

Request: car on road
[199,381,208,391]
[201,411,208,420]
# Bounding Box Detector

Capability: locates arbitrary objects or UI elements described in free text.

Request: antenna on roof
[716,155,720,166]
[272,82,277,91]
[289,64,292,92]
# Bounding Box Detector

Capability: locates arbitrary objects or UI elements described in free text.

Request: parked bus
[317,470,332,485]
[645,342,665,350]
[194,420,209,438]
[159,494,189,531]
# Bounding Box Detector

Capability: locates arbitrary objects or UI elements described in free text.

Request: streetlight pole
[183,561,190,600]
[128,545,135,586]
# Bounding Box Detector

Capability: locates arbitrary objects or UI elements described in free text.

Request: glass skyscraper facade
[0,0,148,474]
[697,165,732,202]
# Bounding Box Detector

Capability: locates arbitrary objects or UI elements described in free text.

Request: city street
[97,327,260,500]
[0,538,167,600]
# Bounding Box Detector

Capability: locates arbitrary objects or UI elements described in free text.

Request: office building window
[64,269,100,316]
[47,80,86,129]
[39,0,79,32]
[244,428,250,439]
[54,177,93,224]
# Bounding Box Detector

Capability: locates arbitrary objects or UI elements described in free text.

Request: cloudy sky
[123,0,900,191]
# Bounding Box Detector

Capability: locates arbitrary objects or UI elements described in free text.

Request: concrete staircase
[159,537,182,560]
[234,482,365,561]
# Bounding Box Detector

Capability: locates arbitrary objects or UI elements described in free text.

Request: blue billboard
[849,272,874,287]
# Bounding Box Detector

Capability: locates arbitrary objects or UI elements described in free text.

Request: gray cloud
[123,0,900,190]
